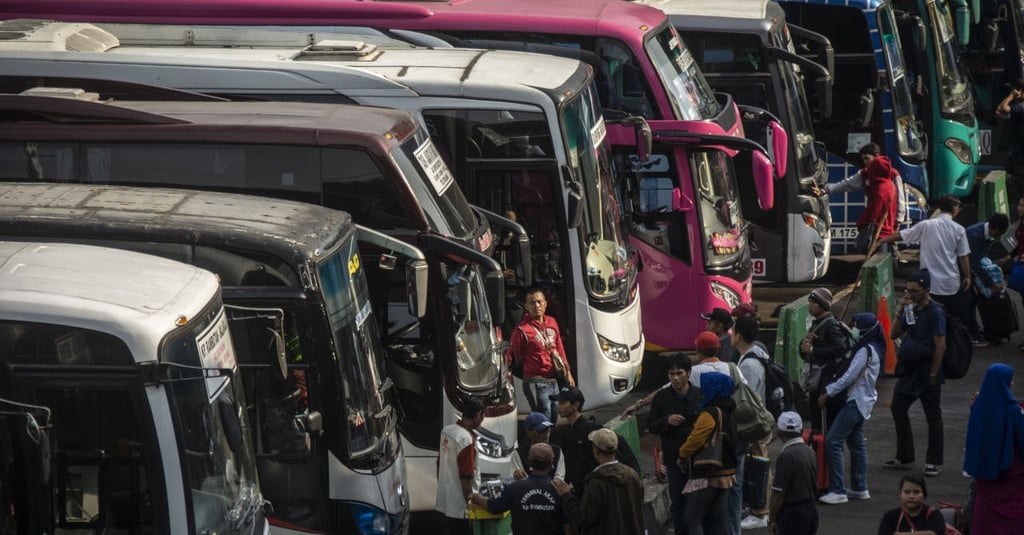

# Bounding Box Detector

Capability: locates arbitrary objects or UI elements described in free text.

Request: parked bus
[636,0,835,281]
[0,91,516,512]
[0,183,427,534]
[0,25,645,406]
[778,0,935,251]
[0,240,268,535]
[0,0,789,354]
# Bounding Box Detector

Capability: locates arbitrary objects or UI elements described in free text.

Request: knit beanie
[809,287,833,310]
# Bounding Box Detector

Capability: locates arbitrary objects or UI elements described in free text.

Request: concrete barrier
[977,170,1009,222]
[856,253,896,320]
[773,297,809,381]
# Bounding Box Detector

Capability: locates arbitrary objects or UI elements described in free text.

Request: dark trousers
[446,517,471,535]
[682,486,728,535]
[778,501,819,535]
[891,383,944,465]
[666,461,688,535]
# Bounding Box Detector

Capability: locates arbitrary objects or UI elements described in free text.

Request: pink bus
[0,0,788,353]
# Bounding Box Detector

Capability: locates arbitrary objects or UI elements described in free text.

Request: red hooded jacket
[856,156,898,239]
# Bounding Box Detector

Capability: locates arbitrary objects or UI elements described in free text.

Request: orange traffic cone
[877,296,897,375]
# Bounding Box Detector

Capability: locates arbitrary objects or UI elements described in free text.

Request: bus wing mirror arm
[619,116,651,163]
[473,205,533,287]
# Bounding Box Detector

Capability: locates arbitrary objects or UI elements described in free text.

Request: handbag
[1009,261,1024,293]
[854,222,875,254]
[692,407,725,470]
[799,361,823,393]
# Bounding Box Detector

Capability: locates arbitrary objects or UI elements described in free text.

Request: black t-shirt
[877,506,947,535]
[647,385,703,466]
[486,474,565,535]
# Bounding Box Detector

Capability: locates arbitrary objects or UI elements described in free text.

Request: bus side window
[321,148,412,230]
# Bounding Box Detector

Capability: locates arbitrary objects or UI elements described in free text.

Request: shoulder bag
[692,407,724,470]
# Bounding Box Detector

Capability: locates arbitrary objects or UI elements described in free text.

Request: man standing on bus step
[436,398,486,535]
[509,287,575,424]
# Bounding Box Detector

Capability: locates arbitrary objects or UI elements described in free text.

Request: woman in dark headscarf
[677,371,737,535]
[964,363,1024,533]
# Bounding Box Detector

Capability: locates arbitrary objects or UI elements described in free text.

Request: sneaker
[972,338,991,348]
[847,489,871,500]
[819,492,849,505]
[923,464,942,477]
[882,458,912,470]
[740,515,768,530]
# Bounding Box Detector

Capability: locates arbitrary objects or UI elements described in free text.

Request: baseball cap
[588,428,619,453]
[694,331,722,353]
[523,412,554,432]
[731,303,758,319]
[549,386,585,404]
[777,411,803,433]
[700,307,734,328]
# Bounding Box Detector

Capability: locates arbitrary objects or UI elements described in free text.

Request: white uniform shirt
[436,423,479,518]
[899,213,970,296]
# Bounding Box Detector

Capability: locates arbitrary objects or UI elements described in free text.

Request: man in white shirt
[879,195,972,341]
[437,398,486,535]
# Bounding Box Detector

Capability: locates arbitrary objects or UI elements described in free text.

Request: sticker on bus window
[590,117,607,149]
[196,308,238,403]
[882,34,905,82]
[414,139,454,196]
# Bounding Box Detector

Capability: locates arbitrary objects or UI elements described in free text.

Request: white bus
[0,21,645,409]
[0,241,268,535]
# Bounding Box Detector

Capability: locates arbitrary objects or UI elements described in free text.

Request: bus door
[226,304,328,532]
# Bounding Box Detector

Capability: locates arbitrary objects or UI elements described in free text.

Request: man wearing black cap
[887,269,947,477]
[701,307,737,362]
[470,443,566,535]
[550,387,640,495]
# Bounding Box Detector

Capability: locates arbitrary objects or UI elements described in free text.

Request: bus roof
[0,183,358,284]
[0,0,669,41]
[0,93,415,152]
[0,21,591,105]
[0,240,221,361]
[644,0,784,33]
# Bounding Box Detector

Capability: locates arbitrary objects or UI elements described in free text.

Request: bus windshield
[317,237,397,458]
[561,85,636,301]
[444,261,502,391]
[776,24,821,182]
[691,150,746,270]
[163,306,262,535]
[645,25,722,121]
[878,6,926,158]
[929,0,971,112]
[395,129,480,242]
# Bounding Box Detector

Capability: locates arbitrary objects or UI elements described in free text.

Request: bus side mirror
[406,259,429,318]
[816,76,833,120]
[768,121,788,178]
[618,116,652,163]
[303,411,323,434]
[858,91,875,128]
[565,170,585,229]
[484,269,506,325]
[752,150,775,211]
[672,187,694,212]
[954,4,971,47]
[268,324,288,381]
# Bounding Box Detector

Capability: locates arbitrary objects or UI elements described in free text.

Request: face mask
[851,327,862,341]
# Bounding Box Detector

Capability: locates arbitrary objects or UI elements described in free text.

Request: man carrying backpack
[734,317,775,530]
[887,269,947,478]
[800,288,852,430]
[816,313,881,505]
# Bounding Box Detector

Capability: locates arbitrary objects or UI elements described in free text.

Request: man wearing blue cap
[510,412,565,480]
[887,269,947,477]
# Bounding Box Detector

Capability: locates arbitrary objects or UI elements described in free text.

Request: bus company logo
[348,252,361,276]
[708,229,740,255]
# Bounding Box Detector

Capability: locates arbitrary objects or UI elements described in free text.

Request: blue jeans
[523,378,559,425]
[826,400,868,494]
[727,446,746,535]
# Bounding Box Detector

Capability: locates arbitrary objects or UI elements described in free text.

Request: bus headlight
[709,281,741,309]
[351,503,393,535]
[598,334,631,362]
[801,212,828,238]
[944,138,973,164]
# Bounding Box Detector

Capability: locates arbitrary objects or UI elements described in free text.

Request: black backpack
[942,312,973,380]
[740,350,794,419]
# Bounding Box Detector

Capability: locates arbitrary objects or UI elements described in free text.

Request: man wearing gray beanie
[799,287,851,431]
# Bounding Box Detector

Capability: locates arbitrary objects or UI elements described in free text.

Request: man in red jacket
[856,150,899,251]
[509,288,575,423]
